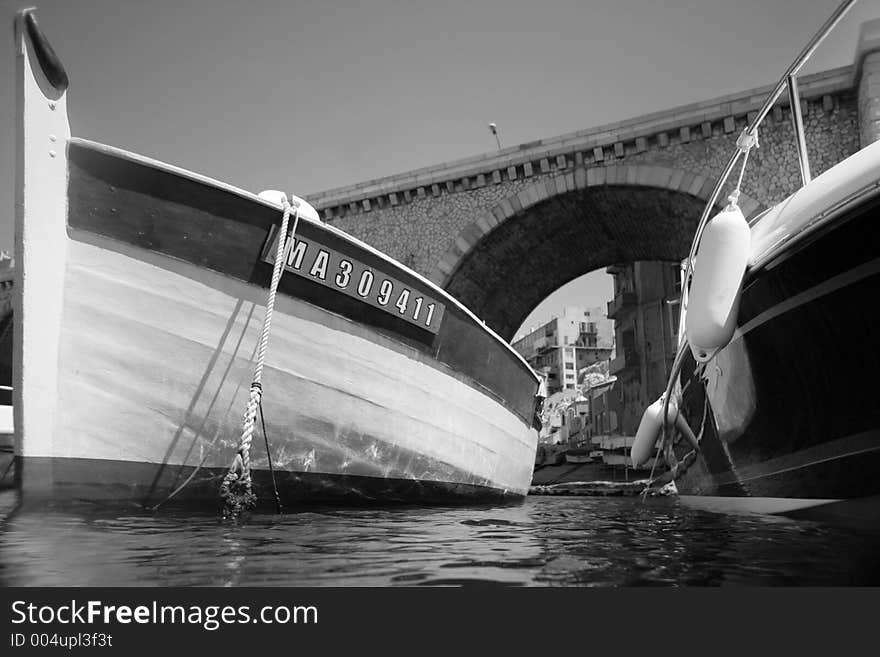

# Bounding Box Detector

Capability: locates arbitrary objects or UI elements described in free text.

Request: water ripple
[0,491,878,586]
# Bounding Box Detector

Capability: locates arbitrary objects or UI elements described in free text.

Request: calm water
[1,490,878,586]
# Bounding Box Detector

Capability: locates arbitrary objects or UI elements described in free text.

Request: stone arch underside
[444,185,714,342]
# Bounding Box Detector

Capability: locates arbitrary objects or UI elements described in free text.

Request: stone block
[772,106,784,122]
[533,183,549,202]
[349,201,359,213]
[723,116,735,133]
[645,165,672,189]
[680,126,691,143]
[460,223,483,246]
[507,165,518,180]
[575,151,584,165]
[499,197,516,218]
[477,212,498,233]
[492,170,502,184]
[698,177,715,200]
[556,154,567,169]
[565,171,575,190]
[446,181,455,193]
[614,142,625,157]
[554,175,566,195]
[476,173,486,187]
[524,161,534,177]
[593,146,604,162]
[389,192,399,206]
[587,167,605,186]
[540,158,551,173]
[668,168,685,191]
[701,121,712,138]
[403,190,412,203]
[574,166,587,189]
[460,177,470,190]
[417,186,426,198]
[739,196,760,219]
[658,132,669,147]
[686,174,704,197]
[437,258,455,276]
[635,136,647,152]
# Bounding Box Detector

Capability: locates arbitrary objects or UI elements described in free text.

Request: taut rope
[221,195,300,518]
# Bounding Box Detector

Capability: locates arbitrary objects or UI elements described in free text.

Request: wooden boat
[11,10,540,507]
[646,0,880,518]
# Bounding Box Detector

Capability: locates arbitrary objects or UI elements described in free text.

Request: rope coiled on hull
[221,195,300,518]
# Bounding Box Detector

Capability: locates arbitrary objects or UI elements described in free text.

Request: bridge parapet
[307,65,855,221]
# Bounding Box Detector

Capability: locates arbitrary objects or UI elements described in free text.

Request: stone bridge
[306,24,880,341]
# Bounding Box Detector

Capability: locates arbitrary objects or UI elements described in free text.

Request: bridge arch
[432,164,765,342]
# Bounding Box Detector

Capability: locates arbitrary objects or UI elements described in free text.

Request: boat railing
[660,0,860,414]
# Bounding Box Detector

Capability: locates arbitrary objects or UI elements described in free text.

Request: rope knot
[736,128,759,153]
[726,189,741,210]
[221,189,301,519]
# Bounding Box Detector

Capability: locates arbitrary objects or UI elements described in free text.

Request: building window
[565,362,574,370]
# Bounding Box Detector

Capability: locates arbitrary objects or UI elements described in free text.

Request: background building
[606,261,681,435]
[512,306,612,395]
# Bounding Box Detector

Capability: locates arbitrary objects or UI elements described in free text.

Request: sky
[2,0,877,337]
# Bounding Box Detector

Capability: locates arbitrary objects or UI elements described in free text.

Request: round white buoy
[686,203,750,363]
[632,397,677,468]
[257,190,322,223]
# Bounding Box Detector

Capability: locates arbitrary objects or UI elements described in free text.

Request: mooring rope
[727,128,759,209]
[221,195,300,518]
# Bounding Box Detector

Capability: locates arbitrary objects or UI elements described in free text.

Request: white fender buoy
[685,202,750,363]
[257,189,322,223]
[632,397,677,468]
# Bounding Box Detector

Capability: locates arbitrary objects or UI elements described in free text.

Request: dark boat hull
[673,195,880,513]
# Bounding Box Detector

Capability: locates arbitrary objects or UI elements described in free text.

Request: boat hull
[673,197,880,513]
[12,14,540,506]
[14,234,537,507]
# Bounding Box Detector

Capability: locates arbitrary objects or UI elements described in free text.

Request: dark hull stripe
[676,196,880,502]
[689,431,880,491]
[13,457,524,508]
[68,228,532,427]
[65,140,539,424]
[680,442,880,500]
[736,256,880,340]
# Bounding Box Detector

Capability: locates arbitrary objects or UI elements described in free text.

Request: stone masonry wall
[326,93,859,280]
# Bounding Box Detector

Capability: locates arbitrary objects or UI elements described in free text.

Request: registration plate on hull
[262,227,445,334]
